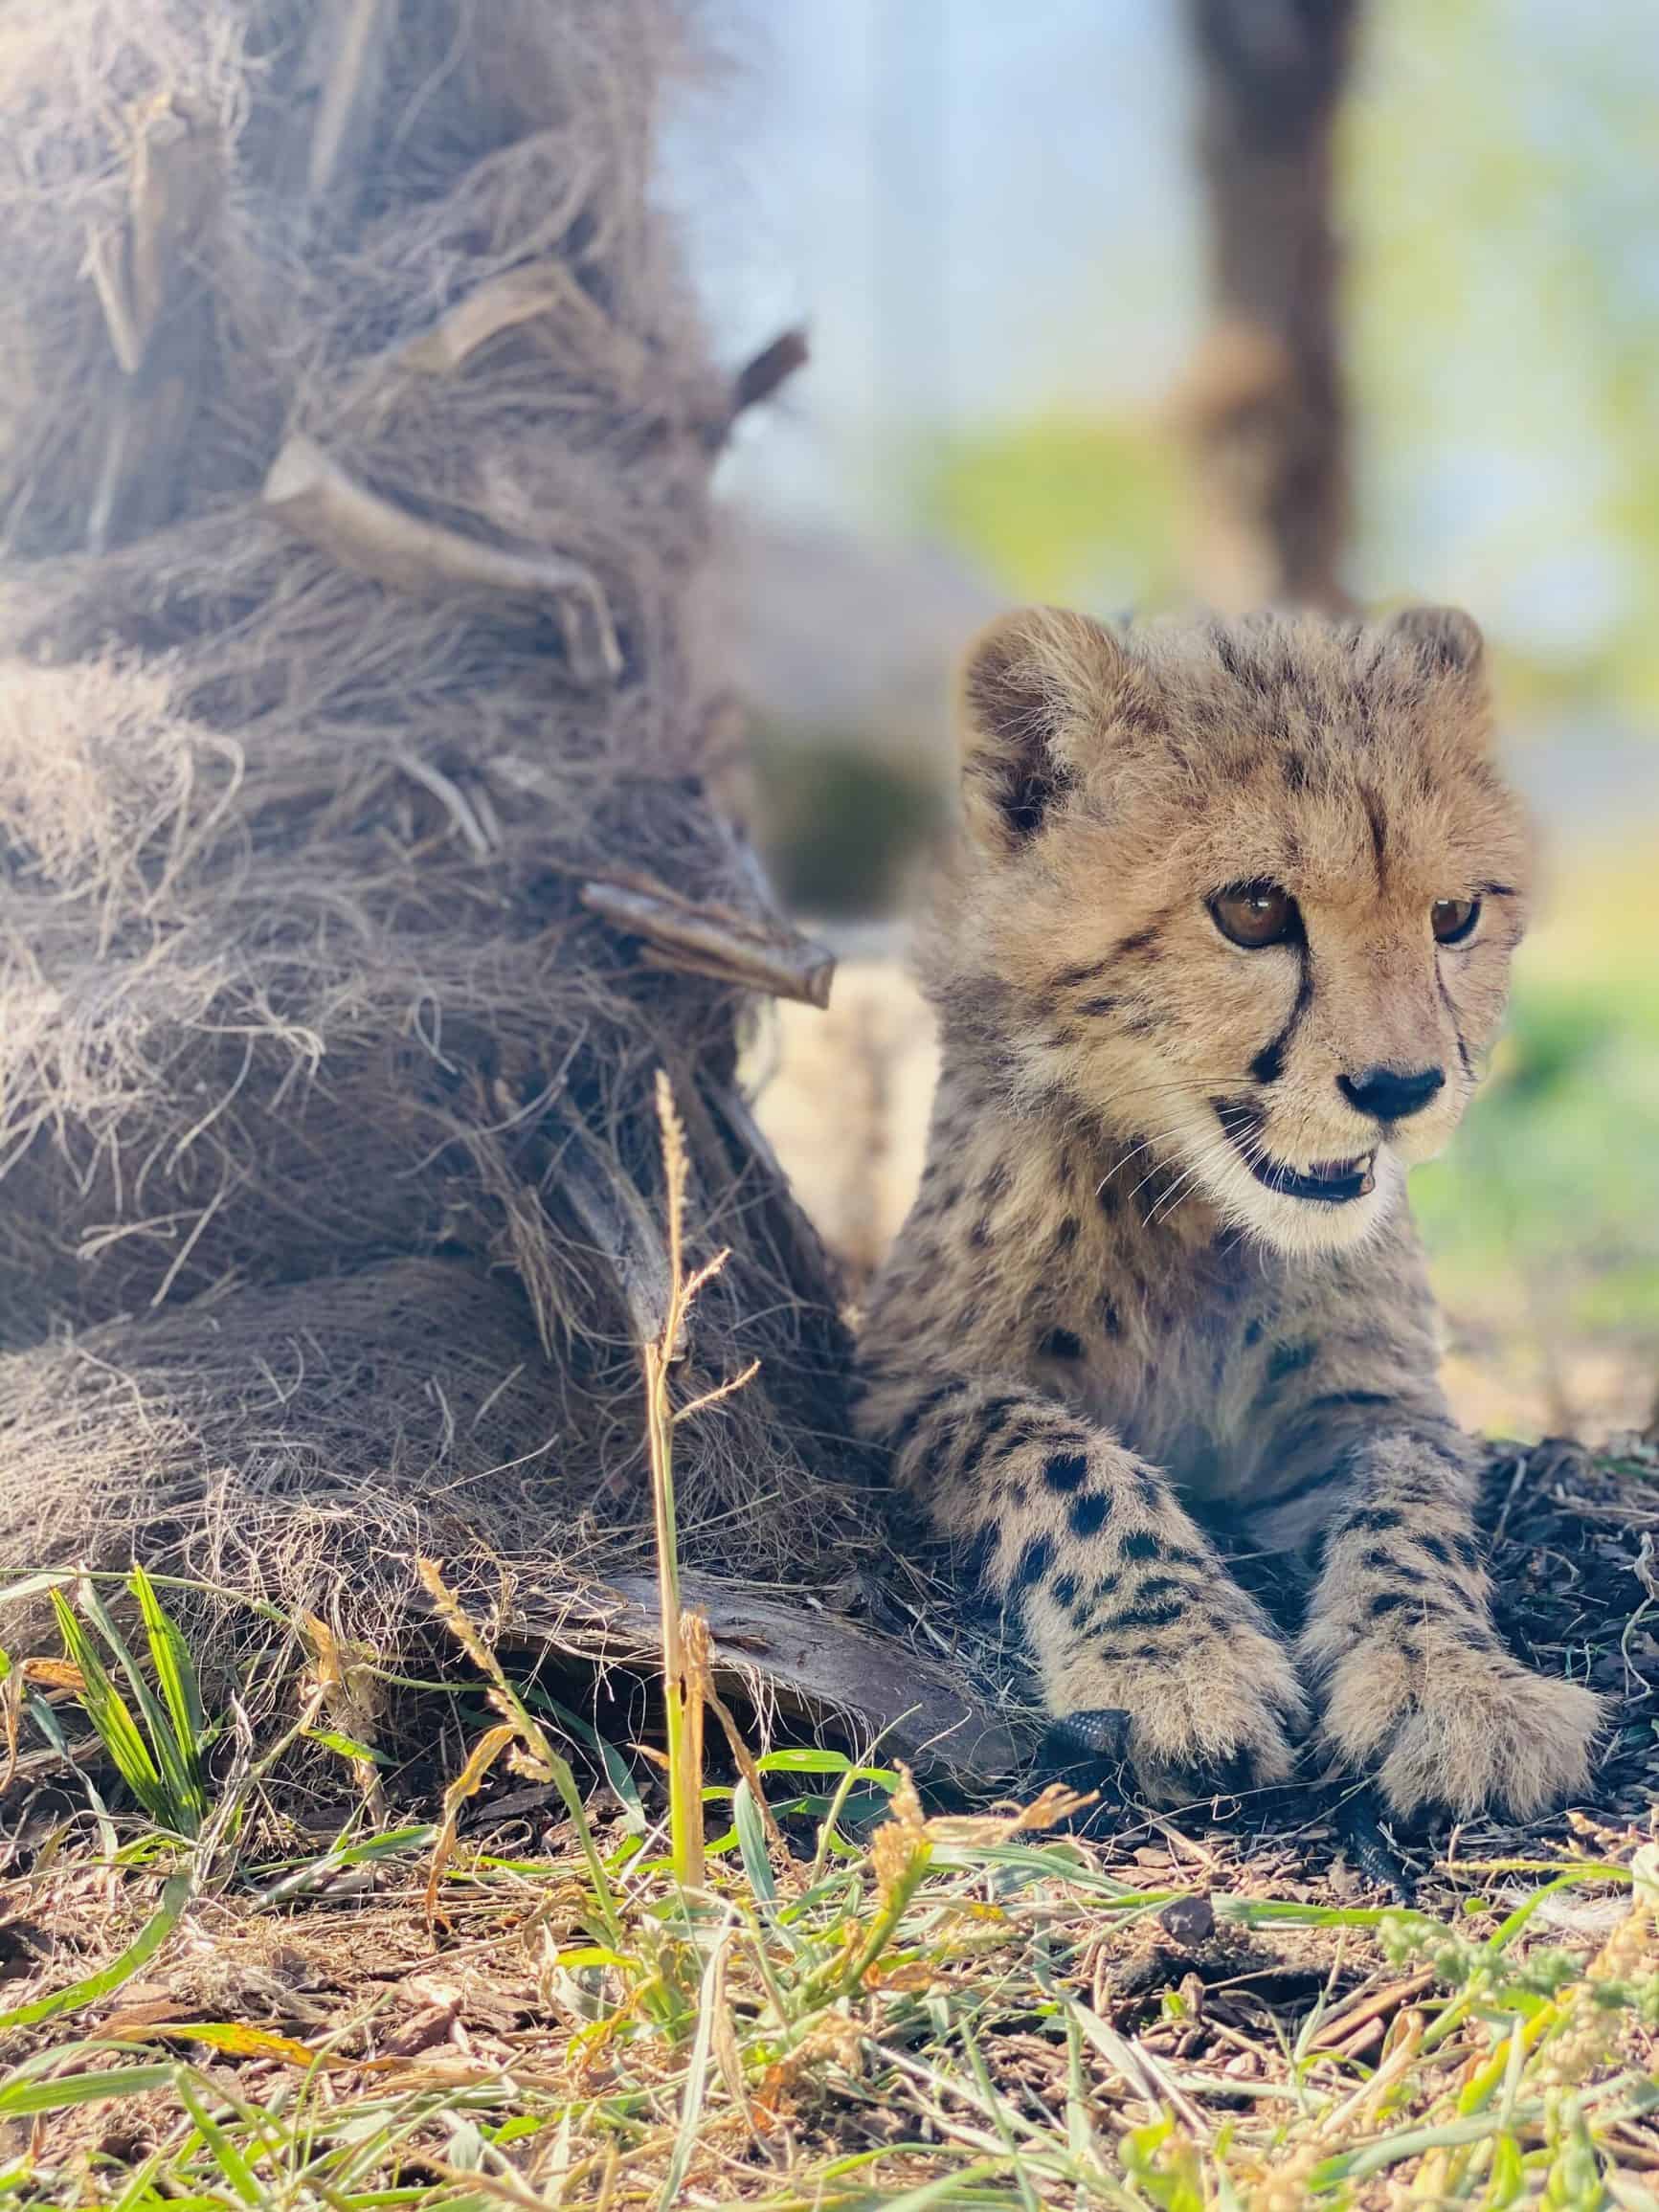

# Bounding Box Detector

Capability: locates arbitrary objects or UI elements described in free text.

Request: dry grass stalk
[644,1070,766,1893]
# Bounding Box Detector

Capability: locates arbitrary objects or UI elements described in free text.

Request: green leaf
[177,2072,264,2205]
[0,1870,191,2034]
[0,2064,178,2116]
[301,1729,392,1766]
[130,1567,209,1812]
[48,1592,172,1829]
[528,1688,647,1834]
[733,1777,776,1906]
[78,1575,201,1837]
[755,1748,900,1787]
[658,1933,728,2209]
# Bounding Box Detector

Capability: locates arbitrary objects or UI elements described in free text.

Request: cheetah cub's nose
[1336,1065,1446,1123]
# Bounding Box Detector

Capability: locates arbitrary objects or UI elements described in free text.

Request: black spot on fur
[1053,1216,1080,1251]
[1068,1492,1111,1539]
[1016,1535,1055,1589]
[1113,1598,1185,1631]
[1267,1341,1318,1383]
[1369,1590,1410,1620]
[1043,1449,1089,1492]
[1052,1573,1079,1608]
[1120,1529,1162,1561]
[1132,1575,1191,1607]
[1244,1316,1266,1348]
[969,1218,993,1249]
[886,1378,968,1458]
[956,1396,1022,1484]
[1339,1506,1405,1535]
[1098,1182,1120,1218]
[1361,1545,1420,1577]
[1112,925,1160,961]
[1040,1327,1084,1362]
[959,1527,997,1591]
[1052,955,1114,990]
[1077,994,1119,1017]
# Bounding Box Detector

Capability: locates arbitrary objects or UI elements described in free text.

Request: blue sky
[668,0,1201,531]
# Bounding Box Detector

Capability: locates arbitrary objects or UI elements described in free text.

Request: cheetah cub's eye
[1430,896,1481,944]
[1208,881,1299,950]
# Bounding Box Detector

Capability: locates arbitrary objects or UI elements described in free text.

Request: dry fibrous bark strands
[0,0,881,1732]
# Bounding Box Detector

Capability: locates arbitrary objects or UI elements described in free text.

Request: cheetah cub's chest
[1015,1151,1289,1505]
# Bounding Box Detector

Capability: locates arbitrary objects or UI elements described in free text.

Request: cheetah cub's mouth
[1216,1105,1377,1206]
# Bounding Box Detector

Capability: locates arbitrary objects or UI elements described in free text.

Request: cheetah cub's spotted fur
[855,605,1602,1821]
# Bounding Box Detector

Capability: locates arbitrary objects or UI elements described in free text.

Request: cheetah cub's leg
[1255,1425,1602,1821]
[859,1369,1308,1800]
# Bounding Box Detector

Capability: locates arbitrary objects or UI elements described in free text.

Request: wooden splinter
[579,878,835,1010]
[261,434,623,687]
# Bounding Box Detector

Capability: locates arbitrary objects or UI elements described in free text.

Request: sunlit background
[669,0,1659,1441]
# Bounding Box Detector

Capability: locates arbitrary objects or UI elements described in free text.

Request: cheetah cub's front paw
[1048,1617,1310,1805]
[1314,1629,1603,1821]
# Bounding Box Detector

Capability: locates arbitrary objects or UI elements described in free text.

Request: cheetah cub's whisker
[855,603,1602,1820]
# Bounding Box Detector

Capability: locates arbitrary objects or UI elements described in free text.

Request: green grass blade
[0,2064,179,2116]
[0,1868,191,2034]
[49,1591,171,1827]
[530,1687,648,1835]
[958,2022,1041,2212]
[77,1575,200,1837]
[130,1565,209,1819]
[177,2071,266,2206]
[733,1777,777,1906]
[659,1932,729,2208]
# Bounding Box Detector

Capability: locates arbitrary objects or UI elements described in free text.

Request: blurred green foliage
[748,724,945,917]
[1346,0,1659,714]
[1413,847,1659,1419]
[914,413,1183,609]
[909,0,1659,714]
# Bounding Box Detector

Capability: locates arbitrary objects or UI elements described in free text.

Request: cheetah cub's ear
[1387,603,1486,681]
[957,606,1132,857]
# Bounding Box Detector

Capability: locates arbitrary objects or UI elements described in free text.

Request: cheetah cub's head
[943,604,1531,1258]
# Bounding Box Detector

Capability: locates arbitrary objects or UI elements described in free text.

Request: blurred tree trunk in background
[1181,0,1361,613]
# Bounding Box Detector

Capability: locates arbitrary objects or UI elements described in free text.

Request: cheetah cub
[855,604,1602,1821]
